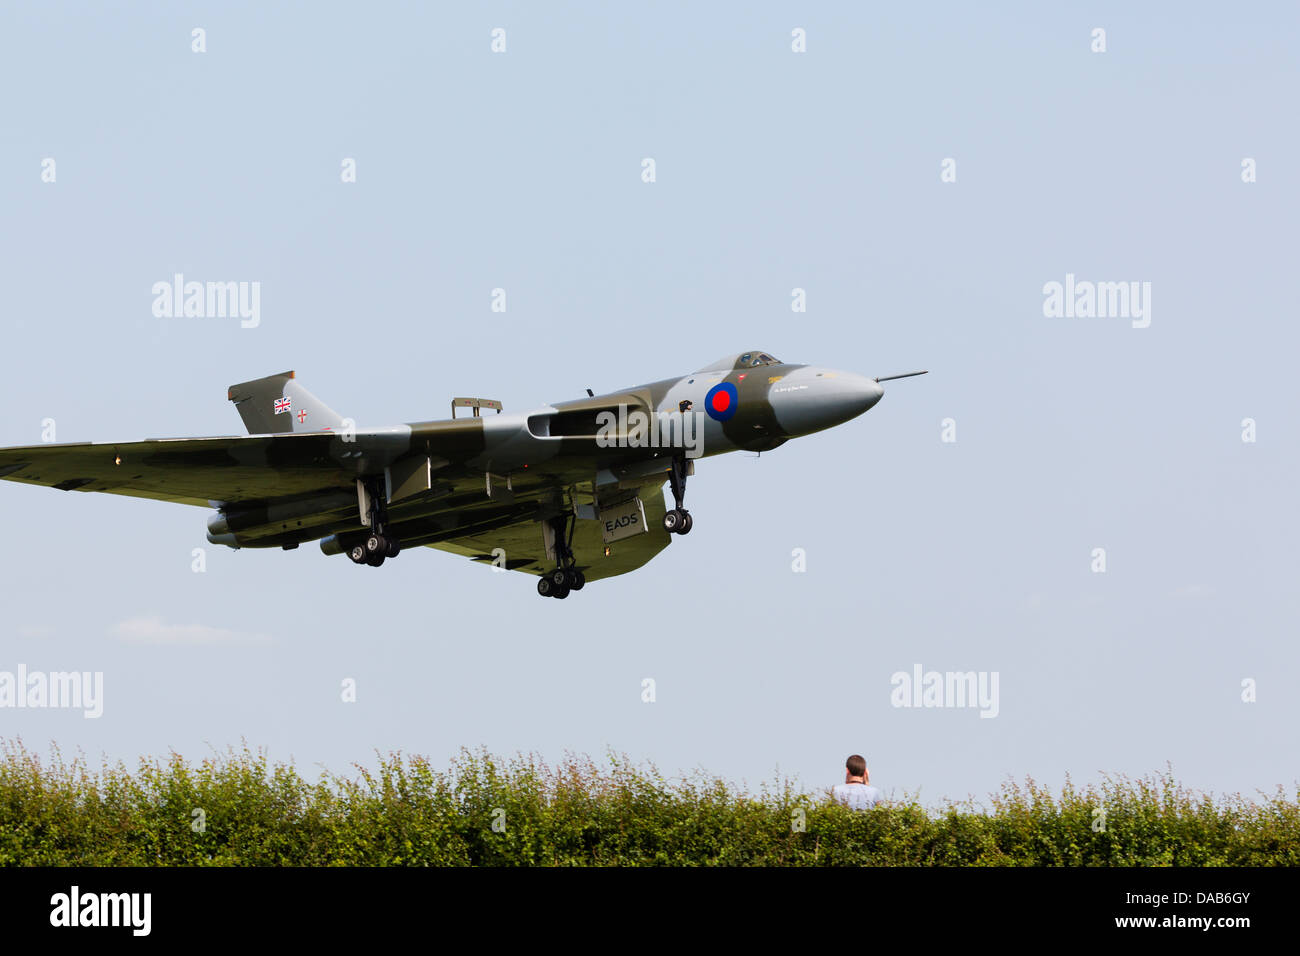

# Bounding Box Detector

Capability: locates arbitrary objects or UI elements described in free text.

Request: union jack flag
[274,397,291,415]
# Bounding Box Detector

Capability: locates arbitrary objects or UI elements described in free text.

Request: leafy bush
[0,739,1293,866]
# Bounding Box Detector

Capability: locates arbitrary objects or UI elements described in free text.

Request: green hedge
[0,740,1294,865]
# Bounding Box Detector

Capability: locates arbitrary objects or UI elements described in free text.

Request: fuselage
[439,349,885,475]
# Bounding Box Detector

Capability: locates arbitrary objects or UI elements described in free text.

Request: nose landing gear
[662,455,694,535]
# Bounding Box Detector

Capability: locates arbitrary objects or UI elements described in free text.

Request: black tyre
[549,568,568,588]
[566,569,585,591]
[385,536,401,558]
[364,533,385,556]
[365,552,385,568]
[552,583,570,599]
[662,509,681,533]
[679,512,693,535]
[349,544,368,564]
[537,577,553,597]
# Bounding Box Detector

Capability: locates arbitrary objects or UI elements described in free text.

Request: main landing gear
[537,513,586,599]
[662,454,693,535]
[348,478,402,568]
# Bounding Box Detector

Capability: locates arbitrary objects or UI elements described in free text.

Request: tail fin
[227,371,345,435]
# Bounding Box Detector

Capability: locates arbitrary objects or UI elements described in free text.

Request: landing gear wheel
[540,513,584,597]
[349,545,368,564]
[364,533,386,558]
[663,509,692,535]
[385,536,401,558]
[365,552,385,568]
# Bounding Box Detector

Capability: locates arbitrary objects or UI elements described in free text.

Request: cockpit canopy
[696,350,782,372]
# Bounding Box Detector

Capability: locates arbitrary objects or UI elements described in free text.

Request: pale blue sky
[1,2,1296,806]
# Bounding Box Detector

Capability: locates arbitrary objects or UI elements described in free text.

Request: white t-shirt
[833,782,883,809]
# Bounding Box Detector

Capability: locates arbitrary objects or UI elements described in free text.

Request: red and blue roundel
[704,382,739,422]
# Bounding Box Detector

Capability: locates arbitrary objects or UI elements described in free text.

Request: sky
[0,1,1296,808]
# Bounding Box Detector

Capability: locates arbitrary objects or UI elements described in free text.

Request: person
[832,754,883,809]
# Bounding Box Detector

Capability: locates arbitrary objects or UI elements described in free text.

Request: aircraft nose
[831,372,884,419]
[769,369,883,437]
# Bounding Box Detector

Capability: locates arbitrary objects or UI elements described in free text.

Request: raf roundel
[704,382,739,422]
